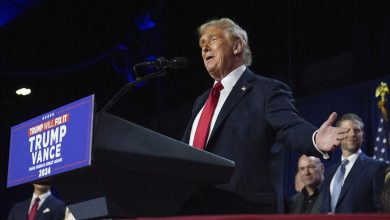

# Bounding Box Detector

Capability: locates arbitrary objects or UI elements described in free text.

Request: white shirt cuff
[312,130,330,160]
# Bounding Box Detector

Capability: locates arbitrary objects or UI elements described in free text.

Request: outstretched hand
[315,112,349,152]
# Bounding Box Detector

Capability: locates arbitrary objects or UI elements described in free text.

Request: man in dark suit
[289,155,324,213]
[180,17,349,214]
[7,183,66,220]
[321,113,387,213]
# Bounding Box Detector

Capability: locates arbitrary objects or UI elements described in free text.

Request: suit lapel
[194,91,210,118]
[182,89,210,142]
[19,199,31,217]
[208,70,254,144]
[337,153,367,204]
[327,165,339,180]
[323,164,338,211]
[35,195,53,218]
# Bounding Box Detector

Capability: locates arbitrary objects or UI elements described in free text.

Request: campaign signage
[7,95,95,188]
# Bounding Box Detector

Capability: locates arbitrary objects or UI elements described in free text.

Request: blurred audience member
[289,155,324,213]
[7,183,66,220]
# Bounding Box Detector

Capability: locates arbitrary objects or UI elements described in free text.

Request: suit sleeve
[265,79,320,157]
[54,203,66,220]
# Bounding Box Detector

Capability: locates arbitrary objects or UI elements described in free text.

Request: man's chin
[341,145,359,153]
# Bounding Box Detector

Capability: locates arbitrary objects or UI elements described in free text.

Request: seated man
[289,155,324,213]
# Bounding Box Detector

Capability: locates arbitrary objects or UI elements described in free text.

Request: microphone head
[139,57,188,70]
[170,57,188,69]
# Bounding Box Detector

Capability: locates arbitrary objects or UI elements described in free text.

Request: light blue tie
[331,159,349,213]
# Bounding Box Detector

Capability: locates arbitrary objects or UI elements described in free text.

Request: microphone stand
[100,65,167,113]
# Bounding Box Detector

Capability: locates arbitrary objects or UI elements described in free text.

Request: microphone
[101,57,187,113]
[137,57,188,70]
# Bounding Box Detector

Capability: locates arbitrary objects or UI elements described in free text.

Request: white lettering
[50,127,58,146]
[29,136,35,152]
[35,134,42,151]
[42,131,50,148]
[56,143,61,157]
[31,151,37,165]
[30,125,66,165]
[59,125,66,142]
[36,151,42,164]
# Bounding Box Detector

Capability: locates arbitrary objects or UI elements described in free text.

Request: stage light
[16,88,31,96]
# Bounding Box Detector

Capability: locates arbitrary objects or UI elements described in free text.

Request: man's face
[199,26,237,81]
[298,156,323,188]
[33,183,50,191]
[339,119,364,154]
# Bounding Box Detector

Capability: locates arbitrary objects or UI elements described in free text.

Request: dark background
[1,0,389,217]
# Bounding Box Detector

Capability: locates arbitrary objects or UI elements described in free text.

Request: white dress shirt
[330,149,362,195]
[29,190,51,212]
[189,65,246,146]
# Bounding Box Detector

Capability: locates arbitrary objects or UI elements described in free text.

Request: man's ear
[233,40,244,55]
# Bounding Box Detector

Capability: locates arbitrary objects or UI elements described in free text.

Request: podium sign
[7,95,95,188]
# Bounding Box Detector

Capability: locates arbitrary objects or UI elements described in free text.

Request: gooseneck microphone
[101,56,188,113]
[133,57,188,76]
[136,57,188,70]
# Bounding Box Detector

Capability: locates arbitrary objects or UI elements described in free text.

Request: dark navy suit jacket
[182,69,321,213]
[321,152,386,213]
[7,195,66,220]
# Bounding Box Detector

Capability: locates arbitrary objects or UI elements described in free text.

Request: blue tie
[331,159,349,213]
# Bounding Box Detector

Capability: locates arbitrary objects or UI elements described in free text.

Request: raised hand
[315,112,349,152]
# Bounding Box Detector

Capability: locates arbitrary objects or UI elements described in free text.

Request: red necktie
[28,197,40,220]
[193,81,224,149]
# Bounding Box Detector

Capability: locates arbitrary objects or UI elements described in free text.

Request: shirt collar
[215,65,246,93]
[301,186,320,198]
[341,149,362,164]
[32,190,51,203]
